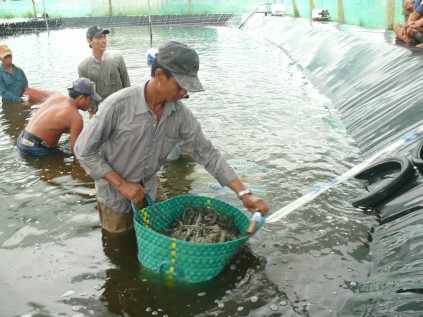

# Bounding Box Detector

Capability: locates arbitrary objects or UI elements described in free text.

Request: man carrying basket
[74,41,269,233]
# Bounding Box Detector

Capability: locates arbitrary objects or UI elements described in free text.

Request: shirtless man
[17,77,101,156]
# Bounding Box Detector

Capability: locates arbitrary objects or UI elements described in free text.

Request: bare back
[25,93,83,149]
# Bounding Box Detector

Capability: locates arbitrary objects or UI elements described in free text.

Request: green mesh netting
[0,0,260,18]
[0,0,407,30]
[133,194,250,283]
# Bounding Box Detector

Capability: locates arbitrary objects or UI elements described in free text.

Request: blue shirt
[0,64,28,102]
[415,0,423,14]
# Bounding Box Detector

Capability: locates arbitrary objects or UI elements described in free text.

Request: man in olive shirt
[74,41,269,233]
[78,25,130,118]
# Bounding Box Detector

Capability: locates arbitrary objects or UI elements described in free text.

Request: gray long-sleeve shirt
[74,83,236,213]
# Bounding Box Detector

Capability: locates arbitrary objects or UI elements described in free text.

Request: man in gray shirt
[78,25,130,118]
[74,41,269,233]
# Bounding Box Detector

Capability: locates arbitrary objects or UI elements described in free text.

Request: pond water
[0,23,377,317]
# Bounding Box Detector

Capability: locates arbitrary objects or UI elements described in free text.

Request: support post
[292,0,299,18]
[386,0,396,30]
[108,0,113,16]
[309,0,314,20]
[337,0,344,23]
[188,0,192,15]
[32,0,37,18]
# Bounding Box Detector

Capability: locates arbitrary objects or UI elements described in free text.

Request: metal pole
[148,0,153,47]
[41,0,49,34]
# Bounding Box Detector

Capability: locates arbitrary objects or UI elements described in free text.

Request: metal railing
[239,2,271,29]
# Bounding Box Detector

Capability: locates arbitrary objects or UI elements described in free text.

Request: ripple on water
[0,24,374,317]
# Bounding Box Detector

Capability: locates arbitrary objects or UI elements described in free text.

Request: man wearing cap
[74,41,269,234]
[0,44,50,103]
[78,25,130,118]
[17,77,101,156]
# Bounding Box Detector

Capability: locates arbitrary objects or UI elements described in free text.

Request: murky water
[0,24,377,317]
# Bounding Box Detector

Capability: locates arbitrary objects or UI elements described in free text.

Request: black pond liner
[0,18,63,36]
[411,139,423,170]
[351,156,415,208]
[240,16,423,316]
[340,135,423,316]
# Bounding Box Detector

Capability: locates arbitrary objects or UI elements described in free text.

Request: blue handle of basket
[159,260,185,280]
[131,202,138,214]
[145,193,154,205]
[138,179,154,206]
[246,212,266,236]
[130,193,155,214]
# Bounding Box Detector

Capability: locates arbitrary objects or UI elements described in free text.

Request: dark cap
[69,77,102,102]
[157,41,204,92]
[86,25,110,40]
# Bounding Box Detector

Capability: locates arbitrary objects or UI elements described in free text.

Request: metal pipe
[148,0,153,47]
[266,125,423,223]
[239,2,266,29]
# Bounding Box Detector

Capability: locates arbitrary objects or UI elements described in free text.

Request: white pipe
[265,125,423,223]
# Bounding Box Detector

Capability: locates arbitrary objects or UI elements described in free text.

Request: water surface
[0,24,376,317]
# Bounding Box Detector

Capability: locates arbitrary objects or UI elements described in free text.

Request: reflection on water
[100,228,272,317]
[160,155,196,197]
[1,102,32,142]
[0,23,378,317]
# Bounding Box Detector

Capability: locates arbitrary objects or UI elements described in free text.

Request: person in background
[78,25,130,118]
[74,41,269,234]
[403,0,415,23]
[17,77,101,156]
[0,44,50,103]
[394,0,423,45]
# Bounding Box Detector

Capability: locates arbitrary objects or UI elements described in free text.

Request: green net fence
[0,0,262,18]
[0,1,408,30]
[289,0,403,29]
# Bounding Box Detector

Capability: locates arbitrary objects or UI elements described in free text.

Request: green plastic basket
[133,194,250,283]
